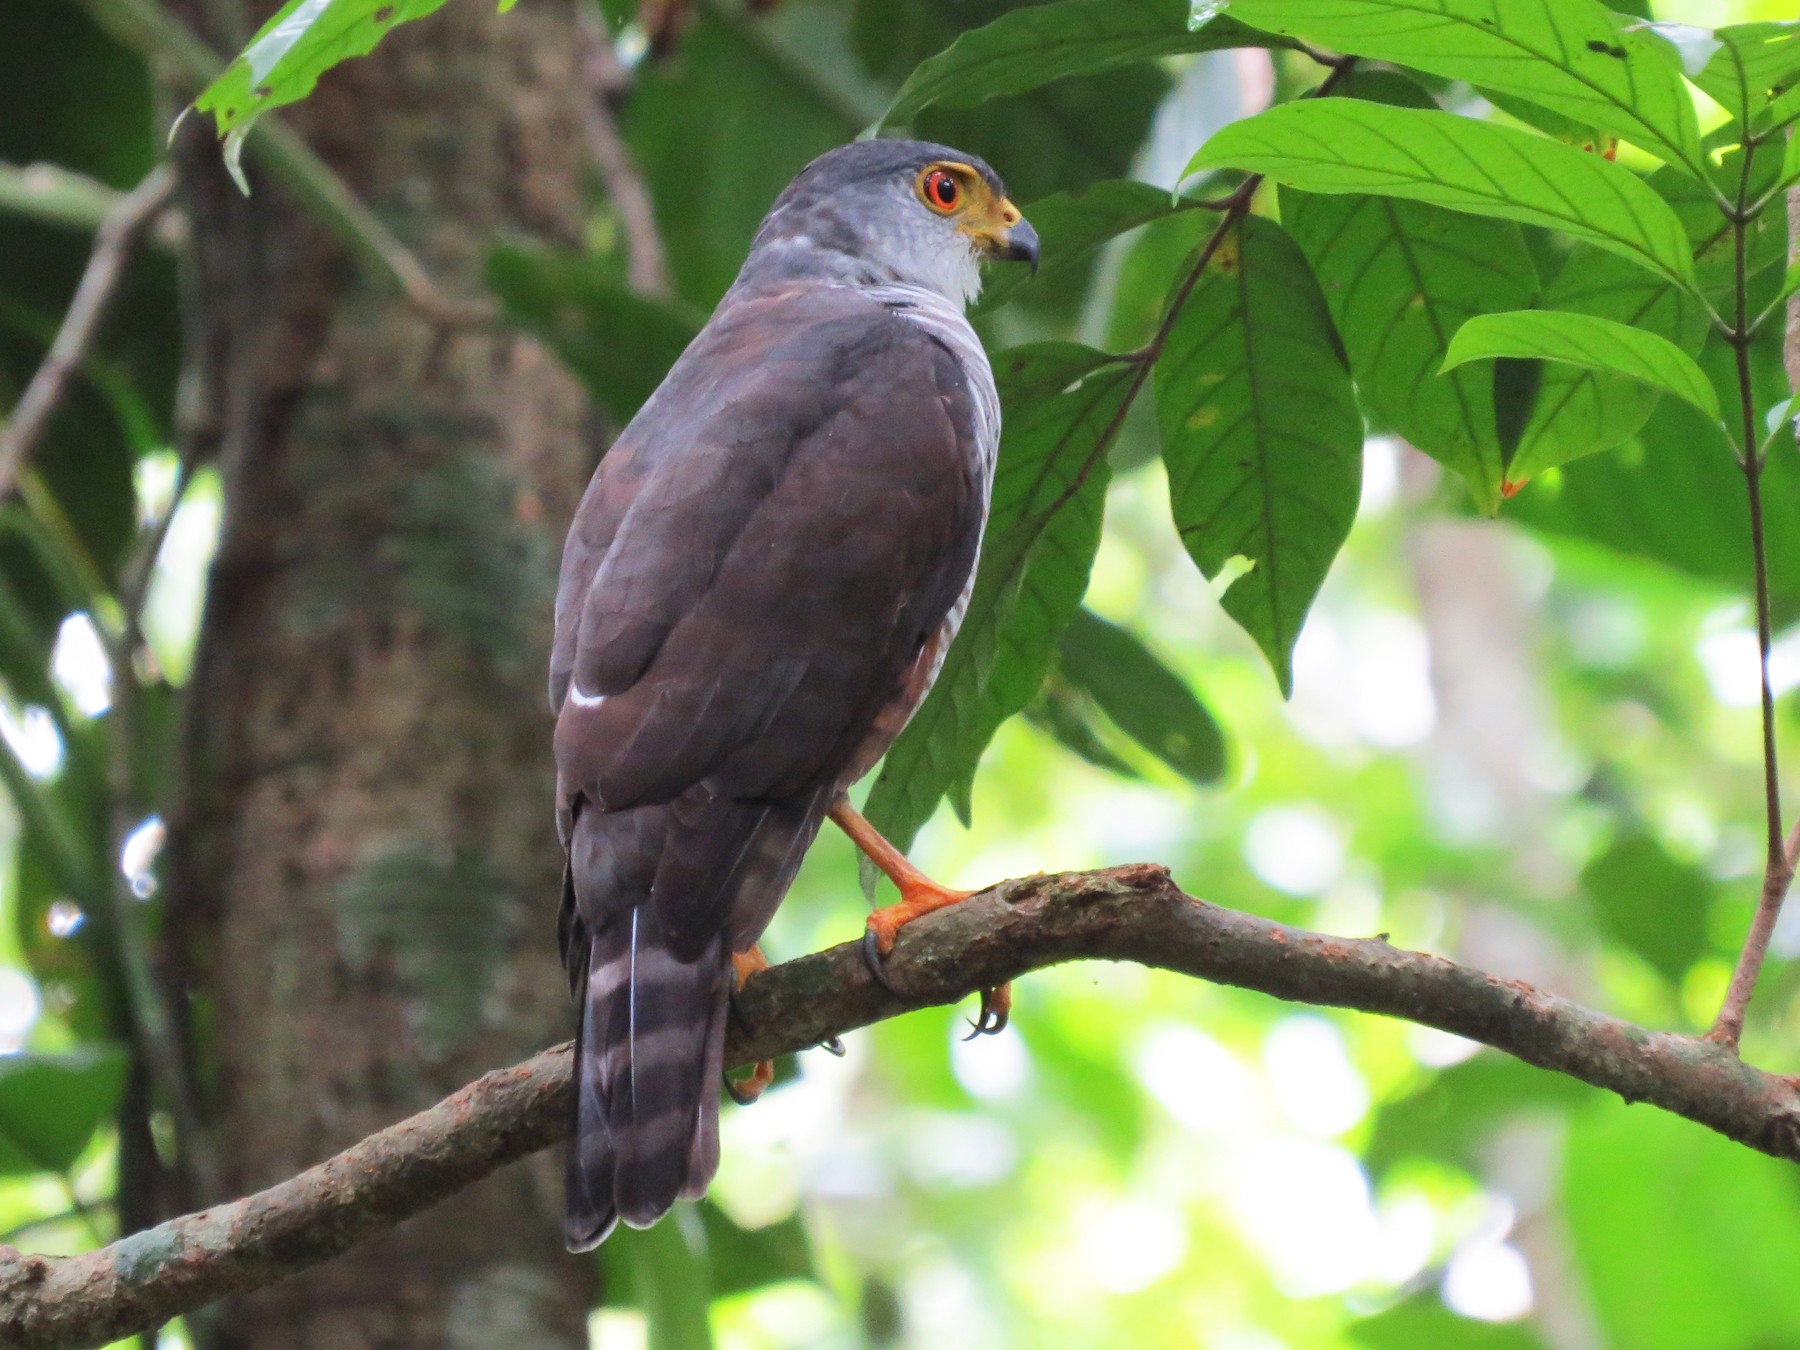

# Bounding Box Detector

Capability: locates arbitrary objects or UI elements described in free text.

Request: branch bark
[6,863,1800,1350]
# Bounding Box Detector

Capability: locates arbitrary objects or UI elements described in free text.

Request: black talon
[861,927,906,999]
[816,1035,846,1057]
[963,987,1009,1039]
[724,1072,761,1106]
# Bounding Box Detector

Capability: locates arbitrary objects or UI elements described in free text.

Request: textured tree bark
[162,1,597,1344]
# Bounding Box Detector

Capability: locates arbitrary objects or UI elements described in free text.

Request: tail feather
[610,908,730,1227]
[561,785,834,1249]
[564,938,620,1250]
[564,805,734,1249]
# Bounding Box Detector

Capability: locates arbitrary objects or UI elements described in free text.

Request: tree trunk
[164,1,597,1343]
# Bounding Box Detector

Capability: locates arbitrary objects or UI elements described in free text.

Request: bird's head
[741,139,1040,308]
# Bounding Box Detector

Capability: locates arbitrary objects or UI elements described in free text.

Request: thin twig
[0,167,173,501]
[0,162,179,245]
[575,7,671,299]
[77,0,491,328]
[1710,144,1795,1049]
[8,864,1800,1350]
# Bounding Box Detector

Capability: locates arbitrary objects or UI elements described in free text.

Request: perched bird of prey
[549,139,1039,1251]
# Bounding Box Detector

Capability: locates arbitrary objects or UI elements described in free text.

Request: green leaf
[613,1208,716,1350]
[1768,80,1800,135]
[879,0,1284,128]
[0,1048,126,1176]
[1780,122,1800,194]
[1444,310,1721,427]
[1649,158,1783,299]
[1565,1104,1800,1350]
[624,14,862,308]
[1155,215,1362,696]
[0,732,100,904]
[1481,87,1613,151]
[1188,100,1698,290]
[1364,1052,1591,1178]
[1285,189,1538,513]
[1505,368,1800,605]
[1024,677,1145,780]
[865,344,1132,852]
[1226,0,1707,180]
[604,1202,813,1313]
[194,0,459,190]
[1670,21,1800,129]
[978,180,1208,314]
[1353,1294,1550,1350]
[1502,241,1706,483]
[1057,607,1226,784]
[700,1205,815,1298]
[485,243,703,424]
[1762,395,1798,461]
[1579,832,1714,987]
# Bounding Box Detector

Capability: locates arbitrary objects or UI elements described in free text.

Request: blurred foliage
[8,0,1800,1348]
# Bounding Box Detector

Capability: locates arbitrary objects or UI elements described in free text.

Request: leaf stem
[1294,40,1344,68]
[999,57,1360,622]
[1707,141,1790,1051]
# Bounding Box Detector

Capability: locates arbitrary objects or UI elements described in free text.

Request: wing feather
[554,281,992,1246]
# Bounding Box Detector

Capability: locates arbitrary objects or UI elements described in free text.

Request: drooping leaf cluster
[183,0,1800,869]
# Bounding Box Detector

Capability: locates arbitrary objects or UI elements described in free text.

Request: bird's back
[552,279,994,1248]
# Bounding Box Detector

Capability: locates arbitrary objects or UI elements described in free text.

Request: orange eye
[923,169,960,212]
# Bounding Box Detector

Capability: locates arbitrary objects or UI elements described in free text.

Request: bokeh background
[3,0,1800,1346]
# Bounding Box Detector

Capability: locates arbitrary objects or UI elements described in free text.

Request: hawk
[550,139,1038,1250]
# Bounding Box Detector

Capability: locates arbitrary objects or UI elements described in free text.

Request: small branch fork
[0,165,174,500]
[9,866,1800,1350]
[1708,146,1800,1050]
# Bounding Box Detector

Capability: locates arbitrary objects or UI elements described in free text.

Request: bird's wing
[554,283,989,943]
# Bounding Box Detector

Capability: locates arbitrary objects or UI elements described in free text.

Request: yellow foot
[725,945,775,1103]
[827,797,1008,1036]
[732,945,770,987]
[725,1058,774,1105]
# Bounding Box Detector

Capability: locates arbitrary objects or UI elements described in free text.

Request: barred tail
[560,785,829,1250]
[562,813,731,1251]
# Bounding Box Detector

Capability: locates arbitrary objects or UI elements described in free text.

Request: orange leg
[828,797,1010,1036]
[726,946,776,1104]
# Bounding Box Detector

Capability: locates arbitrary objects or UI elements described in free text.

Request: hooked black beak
[1003,218,1041,274]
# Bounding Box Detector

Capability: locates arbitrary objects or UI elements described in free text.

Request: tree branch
[575,6,671,300]
[7,864,1800,1350]
[0,166,173,502]
[0,161,180,243]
